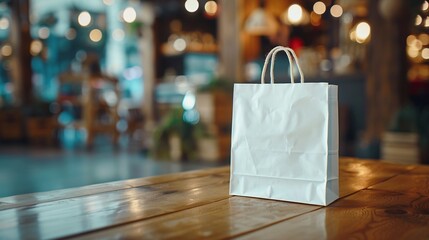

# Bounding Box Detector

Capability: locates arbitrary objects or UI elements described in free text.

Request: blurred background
[0,0,428,197]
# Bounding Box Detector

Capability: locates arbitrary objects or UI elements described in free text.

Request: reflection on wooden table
[0,157,428,239]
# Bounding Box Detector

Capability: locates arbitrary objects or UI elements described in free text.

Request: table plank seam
[0,169,230,211]
[60,196,233,240]
[0,186,134,211]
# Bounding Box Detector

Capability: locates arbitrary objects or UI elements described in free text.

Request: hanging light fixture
[244,0,278,36]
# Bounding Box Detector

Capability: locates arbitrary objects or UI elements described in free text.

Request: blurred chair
[83,73,120,148]
[126,107,144,140]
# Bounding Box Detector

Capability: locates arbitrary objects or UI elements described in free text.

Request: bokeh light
[422,48,429,60]
[355,22,371,43]
[313,2,326,15]
[330,5,343,18]
[89,29,103,42]
[38,27,50,39]
[173,38,187,52]
[78,11,91,27]
[287,4,303,25]
[416,15,422,26]
[123,7,137,23]
[0,17,9,30]
[204,1,218,16]
[30,40,43,56]
[407,35,417,46]
[185,0,199,13]
[419,34,429,45]
[1,44,12,57]
[423,1,428,11]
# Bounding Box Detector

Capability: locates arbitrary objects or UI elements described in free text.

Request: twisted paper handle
[260,46,304,84]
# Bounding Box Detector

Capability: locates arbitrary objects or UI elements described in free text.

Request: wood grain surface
[0,158,427,240]
[237,190,429,240]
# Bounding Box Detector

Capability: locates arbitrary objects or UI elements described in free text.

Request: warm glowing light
[66,28,76,40]
[0,17,9,29]
[30,40,43,56]
[416,15,422,25]
[1,44,12,57]
[173,38,187,52]
[185,0,199,13]
[423,1,428,11]
[310,12,321,26]
[422,48,429,59]
[78,11,91,27]
[407,35,417,46]
[123,7,137,23]
[425,17,429,27]
[407,48,419,58]
[112,28,125,41]
[330,5,343,18]
[288,4,303,25]
[38,27,50,39]
[349,30,356,42]
[89,29,103,42]
[204,1,217,16]
[313,2,326,15]
[355,22,371,43]
[419,33,429,45]
[411,39,423,50]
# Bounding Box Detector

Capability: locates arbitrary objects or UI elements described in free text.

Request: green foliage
[151,107,211,161]
[198,77,233,93]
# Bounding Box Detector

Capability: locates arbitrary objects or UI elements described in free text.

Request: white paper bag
[229,46,339,206]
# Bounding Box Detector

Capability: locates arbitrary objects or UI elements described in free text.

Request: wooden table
[1,157,429,239]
